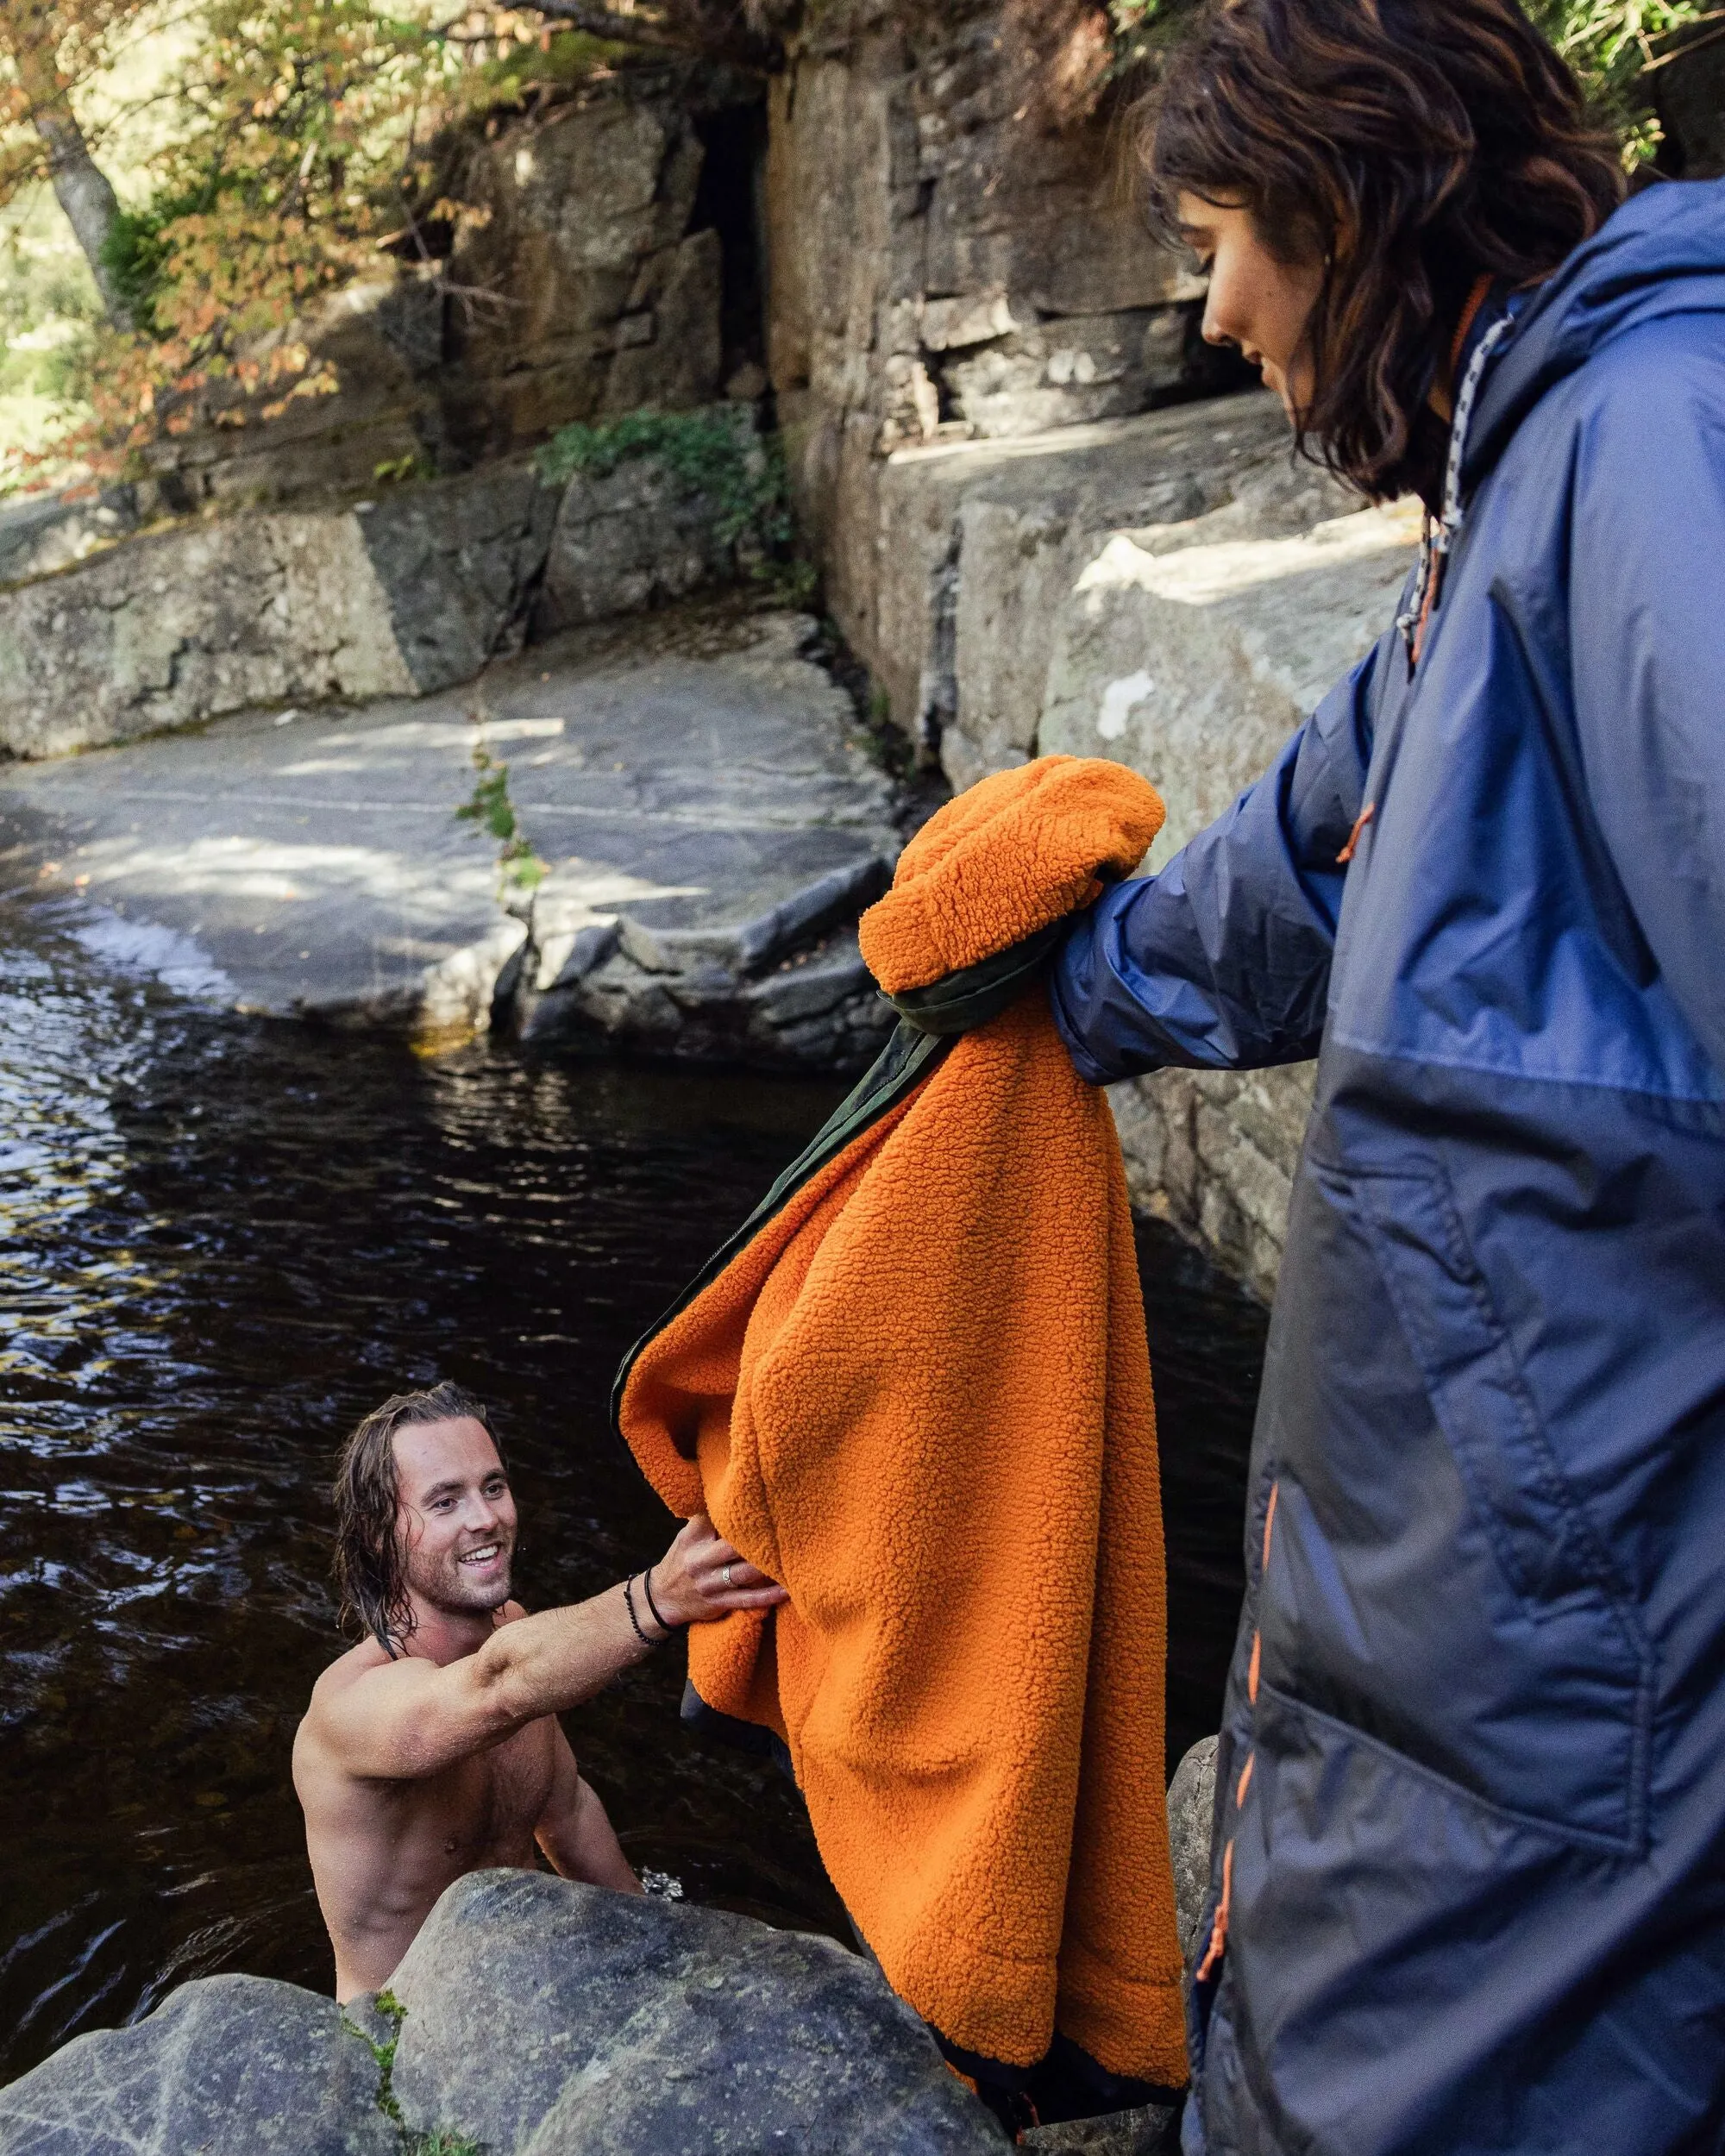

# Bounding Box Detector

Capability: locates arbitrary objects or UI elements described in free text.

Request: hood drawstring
[1397,282,1516,671]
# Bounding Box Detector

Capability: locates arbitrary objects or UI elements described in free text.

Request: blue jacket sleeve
[1050,636,1383,1084]
[1567,317,1725,1081]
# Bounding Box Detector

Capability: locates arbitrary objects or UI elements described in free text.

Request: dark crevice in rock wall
[690,100,772,387]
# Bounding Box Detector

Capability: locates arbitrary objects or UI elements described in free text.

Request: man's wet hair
[331,1382,504,1655]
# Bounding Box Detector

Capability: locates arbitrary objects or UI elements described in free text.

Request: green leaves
[536,408,802,580]
[1105,0,1711,164]
[1529,0,1715,161]
[456,745,548,897]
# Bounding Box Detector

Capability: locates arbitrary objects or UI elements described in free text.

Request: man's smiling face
[392,1416,518,1618]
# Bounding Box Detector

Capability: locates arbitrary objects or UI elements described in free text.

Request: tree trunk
[33,108,134,327]
[9,14,135,329]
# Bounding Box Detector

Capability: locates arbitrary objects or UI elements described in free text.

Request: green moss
[538,407,787,537]
[341,1987,406,2128]
[342,1990,485,2154]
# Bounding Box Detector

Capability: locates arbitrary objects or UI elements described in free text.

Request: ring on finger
[722,1561,735,1587]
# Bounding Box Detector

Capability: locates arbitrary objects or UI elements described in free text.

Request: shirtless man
[292,1381,782,2001]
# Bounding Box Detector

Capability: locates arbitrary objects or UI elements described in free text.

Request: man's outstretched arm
[309,1515,781,1782]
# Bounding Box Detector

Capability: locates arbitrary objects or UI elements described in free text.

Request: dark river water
[0,901,1264,2084]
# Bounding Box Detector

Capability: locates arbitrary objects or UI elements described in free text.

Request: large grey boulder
[1037,428,1421,1300]
[0,1973,396,2156]
[0,1883,1007,2154]
[1166,1735,1220,1976]
[376,1869,1004,2154]
[762,0,1235,668]
[869,394,1292,780]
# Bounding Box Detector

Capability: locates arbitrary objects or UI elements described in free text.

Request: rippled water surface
[0,902,1264,2082]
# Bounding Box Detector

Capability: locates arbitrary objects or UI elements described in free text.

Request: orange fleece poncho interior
[617,756,1188,2088]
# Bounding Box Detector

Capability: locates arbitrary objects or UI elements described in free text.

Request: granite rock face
[354,460,559,693]
[134,66,755,511]
[762,0,1252,688]
[0,461,561,758]
[435,72,740,461]
[534,407,766,637]
[0,1973,396,2156]
[0,1882,1005,2156]
[0,507,420,760]
[1037,434,1419,1297]
[0,428,768,759]
[872,393,1290,773]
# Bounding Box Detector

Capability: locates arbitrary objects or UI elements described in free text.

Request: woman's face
[1176,191,1326,422]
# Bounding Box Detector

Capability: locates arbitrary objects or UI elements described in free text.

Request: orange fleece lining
[620,758,1185,2085]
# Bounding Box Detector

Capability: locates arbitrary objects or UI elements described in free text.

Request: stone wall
[762,0,1252,700]
[874,393,1291,776]
[1039,433,1422,1299]
[0,412,765,758]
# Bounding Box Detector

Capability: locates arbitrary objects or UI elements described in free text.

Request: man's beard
[402,1534,514,1618]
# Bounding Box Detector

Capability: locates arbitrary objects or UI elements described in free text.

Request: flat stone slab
[0,606,903,1059]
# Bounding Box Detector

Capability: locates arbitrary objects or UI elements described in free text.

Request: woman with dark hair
[1051,2,1725,2149]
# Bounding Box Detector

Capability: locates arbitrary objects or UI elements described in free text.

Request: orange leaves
[20,0,488,475]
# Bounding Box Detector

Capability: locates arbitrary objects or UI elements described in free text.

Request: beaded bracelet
[623,1573,659,1650]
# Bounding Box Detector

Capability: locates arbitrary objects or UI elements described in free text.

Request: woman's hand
[649,1513,787,1628]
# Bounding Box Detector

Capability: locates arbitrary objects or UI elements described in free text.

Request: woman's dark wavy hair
[1143,0,1626,504]
[332,1381,502,1654]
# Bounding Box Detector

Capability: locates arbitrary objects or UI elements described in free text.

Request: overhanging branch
[520,0,781,68]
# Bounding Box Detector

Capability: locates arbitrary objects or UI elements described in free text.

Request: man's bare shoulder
[303,1606,526,1720]
[308,1633,401,1707]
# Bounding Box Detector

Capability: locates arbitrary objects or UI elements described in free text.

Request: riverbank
[0,600,908,1067]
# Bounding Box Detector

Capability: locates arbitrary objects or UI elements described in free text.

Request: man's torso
[293,1636,561,2001]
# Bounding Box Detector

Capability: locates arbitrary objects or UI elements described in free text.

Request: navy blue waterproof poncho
[1052,177,1725,2156]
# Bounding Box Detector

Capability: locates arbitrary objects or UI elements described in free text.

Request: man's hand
[302,1518,786,1783]
[649,1514,787,1629]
